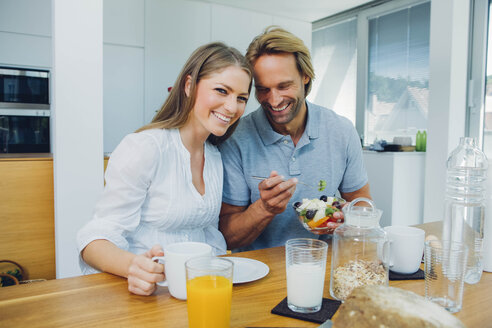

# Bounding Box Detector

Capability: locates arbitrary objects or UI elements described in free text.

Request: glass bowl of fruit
[293,195,346,235]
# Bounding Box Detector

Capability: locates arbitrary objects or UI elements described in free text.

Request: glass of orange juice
[185,256,234,328]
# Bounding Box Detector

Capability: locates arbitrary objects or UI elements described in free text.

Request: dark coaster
[271,297,341,324]
[389,268,425,280]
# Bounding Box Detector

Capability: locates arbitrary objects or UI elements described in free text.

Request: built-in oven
[0,66,50,153]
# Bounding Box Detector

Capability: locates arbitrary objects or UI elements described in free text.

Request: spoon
[251,176,326,191]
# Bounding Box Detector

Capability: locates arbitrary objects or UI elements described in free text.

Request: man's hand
[218,171,298,249]
[258,171,297,216]
[127,245,165,296]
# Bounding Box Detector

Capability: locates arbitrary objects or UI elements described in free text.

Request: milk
[287,263,325,307]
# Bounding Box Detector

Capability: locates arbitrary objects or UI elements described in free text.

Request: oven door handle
[0,109,50,117]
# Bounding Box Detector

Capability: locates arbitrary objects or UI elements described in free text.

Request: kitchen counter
[0,153,53,161]
[0,156,55,280]
[0,154,109,280]
[363,150,426,227]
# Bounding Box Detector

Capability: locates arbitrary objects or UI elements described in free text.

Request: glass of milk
[286,238,328,313]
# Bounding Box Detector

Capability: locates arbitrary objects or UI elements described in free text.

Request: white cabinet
[144,0,211,123]
[211,5,273,54]
[0,32,51,68]
[0,0,51,36]
[363,151,426,227]
[103,0,144,153]
[103,0,144,47]
[103,44,144,152]
[0,0,51,68]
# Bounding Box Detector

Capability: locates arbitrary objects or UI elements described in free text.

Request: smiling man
[218,26,371,251]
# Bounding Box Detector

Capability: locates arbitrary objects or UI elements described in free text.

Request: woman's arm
[81,239,165,295]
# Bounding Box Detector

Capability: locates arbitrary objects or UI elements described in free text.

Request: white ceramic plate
[226,257,269,284]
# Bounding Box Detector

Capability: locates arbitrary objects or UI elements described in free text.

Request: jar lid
[343,198,383,227]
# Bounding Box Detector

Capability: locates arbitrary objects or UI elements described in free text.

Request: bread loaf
[333,285,465,328]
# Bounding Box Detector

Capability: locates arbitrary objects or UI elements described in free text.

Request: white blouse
[77,128,227,274]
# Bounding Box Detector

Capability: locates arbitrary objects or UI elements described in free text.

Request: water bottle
[443,137,488,284]
[483,159,492,272]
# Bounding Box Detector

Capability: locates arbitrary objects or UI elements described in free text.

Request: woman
[77,42,252,296]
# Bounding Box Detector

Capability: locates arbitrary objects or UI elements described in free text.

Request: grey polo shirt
[219,101,368,251]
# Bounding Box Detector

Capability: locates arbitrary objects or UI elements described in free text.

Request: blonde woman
[77,42,252,295]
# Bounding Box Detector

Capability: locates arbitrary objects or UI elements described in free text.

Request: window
[365,2,430,145]
[483,4,492,159]
[311,0,431,146]
[310,19,357,124]
[468,0,491,158]
[484,1,492,159]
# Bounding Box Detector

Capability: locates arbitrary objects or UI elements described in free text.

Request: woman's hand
[127,245,165,296]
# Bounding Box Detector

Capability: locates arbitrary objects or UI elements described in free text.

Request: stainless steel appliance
[0,66,50,153]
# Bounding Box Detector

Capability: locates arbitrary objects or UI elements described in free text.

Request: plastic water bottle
[443,137,488,284]
[483,159,492,272]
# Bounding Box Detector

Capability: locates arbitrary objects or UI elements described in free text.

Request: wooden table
[0,222,490,327]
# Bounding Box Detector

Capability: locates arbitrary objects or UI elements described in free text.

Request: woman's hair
[246,26,314,96]
[137,42,252,145]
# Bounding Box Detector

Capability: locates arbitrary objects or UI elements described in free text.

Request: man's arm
[219,171,297,249]
[340,183,371,202]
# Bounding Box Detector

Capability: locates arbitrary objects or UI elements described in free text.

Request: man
[218,26,371,251]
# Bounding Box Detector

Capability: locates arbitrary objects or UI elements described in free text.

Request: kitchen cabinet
[0,0,51,36]
[0,155,110,280]
[0,156,55,280]
[144,0,212,124]
[211,5,273,54]
[103,0,145,153]
[363,151,426,227]
[103,44,144,152]
[103,0,144,47]
[0,0,51,68]
[0,32,51,68]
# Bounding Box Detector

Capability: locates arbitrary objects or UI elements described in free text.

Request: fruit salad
[293,195,346,234]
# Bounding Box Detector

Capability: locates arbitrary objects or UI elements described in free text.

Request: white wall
[52,0,103,278]
[423,0,470,222]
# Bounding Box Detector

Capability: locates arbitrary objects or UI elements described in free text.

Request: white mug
[153,241,212,300]
[384,225,425,274]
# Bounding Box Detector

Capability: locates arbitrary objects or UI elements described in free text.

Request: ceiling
[195,0,374,22]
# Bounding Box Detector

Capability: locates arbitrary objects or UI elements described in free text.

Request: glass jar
[329,198,389,301]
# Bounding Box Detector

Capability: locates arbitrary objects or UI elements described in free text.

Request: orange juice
[186,275,232,328]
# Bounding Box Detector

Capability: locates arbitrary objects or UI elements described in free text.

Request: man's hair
[246,26,314,96]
